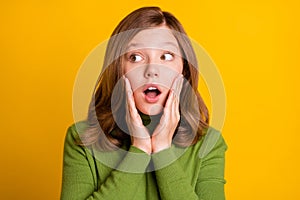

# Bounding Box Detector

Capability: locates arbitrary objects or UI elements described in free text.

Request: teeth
[148,87,157,90]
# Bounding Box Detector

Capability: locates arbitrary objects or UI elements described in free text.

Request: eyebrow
[126,42,179,52]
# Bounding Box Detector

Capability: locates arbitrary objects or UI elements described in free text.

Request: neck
[138,110,162,135]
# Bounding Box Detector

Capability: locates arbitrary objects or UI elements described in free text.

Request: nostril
[146,73,158,77]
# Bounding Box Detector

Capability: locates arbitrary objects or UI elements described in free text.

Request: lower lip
[143,93,161,103]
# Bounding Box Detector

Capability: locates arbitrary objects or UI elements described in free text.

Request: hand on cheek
[124,76,152,154]
[151,75,184,153]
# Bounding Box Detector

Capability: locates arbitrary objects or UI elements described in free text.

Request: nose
[144,64,159,78]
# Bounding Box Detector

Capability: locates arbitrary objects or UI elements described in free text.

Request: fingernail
[171,89,176,96]
[124,77,128,83]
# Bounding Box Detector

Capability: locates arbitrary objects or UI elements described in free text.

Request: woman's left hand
[151,74,183,153]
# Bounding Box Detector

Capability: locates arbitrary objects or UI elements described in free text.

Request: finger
[124,76,133,97]
[169,74,178,98]
[177,75,184,97]
[170,73,179,91]
[155,92,173,134]
[122,75,130,116]
[164,89,174,112]
[124,77,139,116]
[166,76,181,114]
[171,90,178,116]
[124,76,137,112]
[173,91,180,120]
[123,76,131,101]
[167,81,179,120]
[162,91,176,124]
[153,92,177,138]
[124,78,132,116]
[173,74,183,100]
[175,75,180,108]
[172,75,182,122]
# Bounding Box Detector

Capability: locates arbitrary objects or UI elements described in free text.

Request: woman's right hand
[124,76,152,154]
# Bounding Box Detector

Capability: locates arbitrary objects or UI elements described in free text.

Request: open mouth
[144,86,161,97]
[143,85,162,103]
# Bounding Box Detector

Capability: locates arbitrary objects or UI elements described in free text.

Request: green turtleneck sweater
[61,116,227,200]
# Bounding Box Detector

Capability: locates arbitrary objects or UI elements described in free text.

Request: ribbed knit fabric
[61,119,227,200]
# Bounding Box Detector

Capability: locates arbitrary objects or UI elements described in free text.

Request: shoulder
[65,121,88,142]
[196,127,227,159]
[63,121,90,154]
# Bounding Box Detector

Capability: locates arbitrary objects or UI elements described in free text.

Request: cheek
[164,58,183,74]
[123,62,133,75]
[176,65,183,75]
[124,67,146,91]
[175,59,184,74]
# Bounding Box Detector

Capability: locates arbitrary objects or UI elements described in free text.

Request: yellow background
[1,0,299,199]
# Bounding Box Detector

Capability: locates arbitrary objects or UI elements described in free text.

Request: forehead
[126,27,180,53]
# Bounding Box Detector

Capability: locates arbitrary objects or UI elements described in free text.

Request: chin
[138,104,163,116]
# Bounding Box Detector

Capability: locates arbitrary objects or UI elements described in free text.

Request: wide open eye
[129,54,143,63]
[161,52,174,61]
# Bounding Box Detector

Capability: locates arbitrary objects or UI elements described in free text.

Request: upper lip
[143,83,162,93]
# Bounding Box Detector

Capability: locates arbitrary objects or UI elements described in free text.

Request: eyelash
[128,53,143,62]
[161,52,174,61]
[127,52,175,63]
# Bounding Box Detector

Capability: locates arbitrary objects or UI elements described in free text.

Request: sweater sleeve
[151,130,227,200]
[196,133,227,200]
[60,124,151,200]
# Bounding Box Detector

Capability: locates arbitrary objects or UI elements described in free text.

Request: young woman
[61,6,227,200]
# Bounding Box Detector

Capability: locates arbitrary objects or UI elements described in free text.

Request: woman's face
[123,26,183,115]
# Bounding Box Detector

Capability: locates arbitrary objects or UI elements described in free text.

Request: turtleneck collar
[138,110,162,135]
